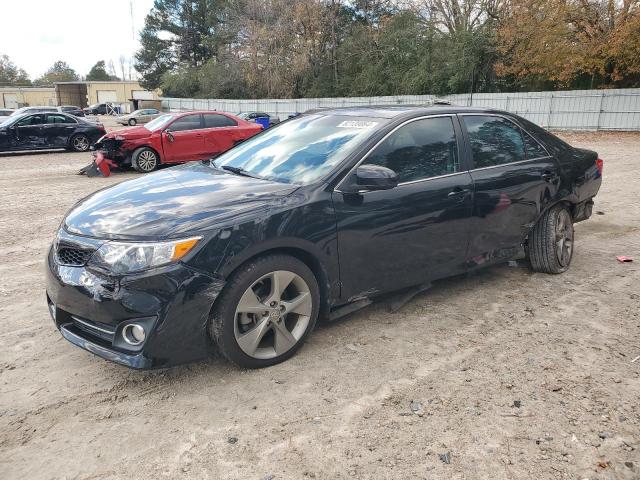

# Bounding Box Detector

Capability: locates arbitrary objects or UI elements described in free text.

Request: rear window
[523,131,548,158]
[517,117,571,155]
[47,114,76,124]
[204,114,237,128]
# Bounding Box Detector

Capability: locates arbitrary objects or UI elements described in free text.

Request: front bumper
[45,236,225,369]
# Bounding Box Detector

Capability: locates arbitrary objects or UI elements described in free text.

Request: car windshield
[145,114,174,131]
[212,114,384,185]
[130,110,144,115]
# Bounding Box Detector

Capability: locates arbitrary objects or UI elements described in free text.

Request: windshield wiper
[221,165,264,179]
[210,160,262,179]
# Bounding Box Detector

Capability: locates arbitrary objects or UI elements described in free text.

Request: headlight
[89,237,201,274]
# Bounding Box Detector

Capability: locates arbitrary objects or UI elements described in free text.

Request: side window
[203,114,237,128]
[463,116,526,168]
[523,131,548,158]
[16,114,45,126]
[47,114,75,124]
[168,115,202,132]
[363,117,459,183]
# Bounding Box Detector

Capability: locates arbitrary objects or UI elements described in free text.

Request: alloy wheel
[555,209,573,267]
[233,270,313,360]
[137,150,157,172]
[72,135,90,151]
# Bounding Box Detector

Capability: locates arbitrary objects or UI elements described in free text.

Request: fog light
[122,323,146,346]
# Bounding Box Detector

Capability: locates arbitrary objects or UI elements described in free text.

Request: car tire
[528,204,574,274]
[69,134,91,152]
[131,147,159,173]
[128,118,137,126]
[209,254,320,368]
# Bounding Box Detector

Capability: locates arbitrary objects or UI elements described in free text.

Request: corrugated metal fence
[161,88,640,131]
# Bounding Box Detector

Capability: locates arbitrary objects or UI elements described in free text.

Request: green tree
[34,61,79,86]
[86,60,118,81]
[134,0,231,91]
[0,54,31,86]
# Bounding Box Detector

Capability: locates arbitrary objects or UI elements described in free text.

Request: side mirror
[164,130,175,142]
[355,164,398,191]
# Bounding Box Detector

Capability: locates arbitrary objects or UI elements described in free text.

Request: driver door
[332,115,473,299]
[162,114,206,162]
[15,114,46,149]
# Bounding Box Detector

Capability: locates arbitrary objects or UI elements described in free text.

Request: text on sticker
[337,120,378,129]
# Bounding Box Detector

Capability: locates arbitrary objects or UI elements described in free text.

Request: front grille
[56,246,94,266]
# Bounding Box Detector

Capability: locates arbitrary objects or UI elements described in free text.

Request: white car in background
[115,108,162,126]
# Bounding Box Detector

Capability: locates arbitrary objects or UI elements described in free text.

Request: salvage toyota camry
[46,106,602,369]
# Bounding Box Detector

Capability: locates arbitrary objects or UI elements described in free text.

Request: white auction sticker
[337,120,378,129]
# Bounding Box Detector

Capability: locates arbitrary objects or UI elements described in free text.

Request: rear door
[14,114,46,148]
[161,114,205,162]
[460,114,561,268]
[202,113,242,156]
[43,113,77,147]
[333,115,473,299]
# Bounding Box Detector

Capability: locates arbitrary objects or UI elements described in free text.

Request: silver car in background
[116,108,162,126]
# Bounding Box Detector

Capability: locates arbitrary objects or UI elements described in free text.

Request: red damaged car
[86,111,263,176]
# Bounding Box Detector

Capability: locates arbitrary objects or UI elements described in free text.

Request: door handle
[448,187,470,198]
[541,171,557,182]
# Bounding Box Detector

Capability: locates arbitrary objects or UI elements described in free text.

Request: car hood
[106,126,150,139]
[64,163,298,239]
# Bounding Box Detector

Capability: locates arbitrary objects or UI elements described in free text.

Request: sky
[0,0,156,80]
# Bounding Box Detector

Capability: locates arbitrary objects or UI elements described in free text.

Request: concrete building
[0,87,56,109]
[0,81,159,112]
[56,81,160,109]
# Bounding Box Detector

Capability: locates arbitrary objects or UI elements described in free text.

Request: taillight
[596,158,603,175]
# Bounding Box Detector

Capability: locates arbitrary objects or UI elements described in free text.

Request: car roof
[304,105,507,119]
[171,110,239,118]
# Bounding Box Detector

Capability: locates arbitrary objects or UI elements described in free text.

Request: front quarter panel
[188,188,341,307]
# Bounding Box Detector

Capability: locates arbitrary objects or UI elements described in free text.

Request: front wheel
[128,118,137,126]
[131,147,159,173]
[209,254,320,368]
[528,204,574,274]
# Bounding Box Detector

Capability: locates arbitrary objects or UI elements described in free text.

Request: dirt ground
[0,128,638,480]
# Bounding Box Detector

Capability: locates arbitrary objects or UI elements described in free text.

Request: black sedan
[0,112,106,152]
[45,106,602,369]
[58,105,85,117]
[83,103,109,115]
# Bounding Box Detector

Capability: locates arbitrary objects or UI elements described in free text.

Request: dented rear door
[460,114,561,268]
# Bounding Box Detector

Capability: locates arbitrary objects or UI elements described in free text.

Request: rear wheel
[209,254,320,368]
[528,204,574,274]
[128,118,137,126]
[70,134,90,152]
[131,147,158,173]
